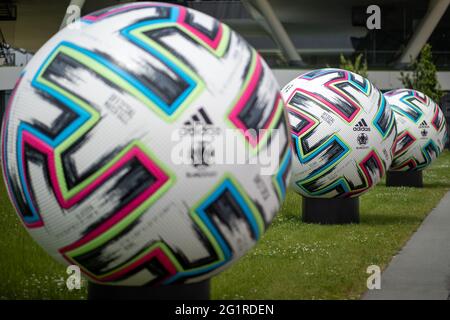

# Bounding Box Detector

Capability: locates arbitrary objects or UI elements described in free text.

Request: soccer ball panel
[385,89,447,171]
[281,68,396,198]
[1,3,291,286]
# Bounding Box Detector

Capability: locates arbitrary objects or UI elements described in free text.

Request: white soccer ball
[281,68,396,198]
[1,3,291,286]
[384,89,447,171]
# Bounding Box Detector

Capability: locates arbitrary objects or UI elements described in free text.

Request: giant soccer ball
[1,3,291,286]
[384,89,447,171]
[281,68,396,198]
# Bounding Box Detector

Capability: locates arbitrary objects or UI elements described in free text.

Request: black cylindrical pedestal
[88,280,210,300]
[386,170,423,188]
[302,197,360,224]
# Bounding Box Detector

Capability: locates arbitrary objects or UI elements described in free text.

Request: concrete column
[60,0,86,30]
[396,0,450,66]
[243,0,304,66]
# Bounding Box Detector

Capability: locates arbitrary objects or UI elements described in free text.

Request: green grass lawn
[1,151,449,300]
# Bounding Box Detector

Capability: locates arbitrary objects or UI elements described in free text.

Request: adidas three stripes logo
[353,118,371,131]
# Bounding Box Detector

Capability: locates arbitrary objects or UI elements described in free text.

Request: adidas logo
[184,107,213,126]
[353,118,371,131]
[182,107,220,138]
[419,120,429,128]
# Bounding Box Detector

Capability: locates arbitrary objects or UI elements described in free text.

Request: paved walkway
[363,191,450,300]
